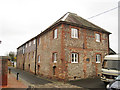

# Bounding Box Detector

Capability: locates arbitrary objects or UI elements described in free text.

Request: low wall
[0,56,9,86]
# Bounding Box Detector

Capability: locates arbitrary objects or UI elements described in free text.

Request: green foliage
[8,51,16,61]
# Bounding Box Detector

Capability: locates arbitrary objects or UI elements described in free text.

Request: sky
[0,0,119,55]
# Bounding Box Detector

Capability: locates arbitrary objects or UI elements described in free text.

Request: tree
[8,51,16,61]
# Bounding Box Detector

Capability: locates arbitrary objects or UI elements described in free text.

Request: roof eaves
[17,21,63,49]
[63,21,111,34]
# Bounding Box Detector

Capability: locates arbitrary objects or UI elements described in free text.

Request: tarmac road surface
[9,67,52,85]
[69,77,106,90]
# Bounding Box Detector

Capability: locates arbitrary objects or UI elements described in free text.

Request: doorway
[38,65,40,74]
[53,66,56,75]
[23,63,24,70]
[28,64,30,72]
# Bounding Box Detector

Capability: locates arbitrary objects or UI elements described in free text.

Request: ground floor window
[96,54,101,63]
[71,53,78,63]
[53,53,57,63]
[38,55,40,63]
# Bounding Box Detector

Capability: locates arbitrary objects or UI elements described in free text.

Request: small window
[23,48,25,54]
[71,53,78,63]
[95,33,100,42]
[38,38,41,45]
[38,55,40,63]
[26,44,27,48]
[33,39,36,44]
[53,29,57,39]
[29,41,31,46]
[71,28,78,38]
[96,54,101,63]
[86,58,90,62]
[53,53,57,63]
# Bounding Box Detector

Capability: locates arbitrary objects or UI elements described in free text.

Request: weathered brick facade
[0,56,9,86]
[17,12,111,80]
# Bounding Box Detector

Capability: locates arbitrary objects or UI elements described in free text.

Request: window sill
[71,37,78,39]
[53,37,57,39]
[96,40,100,42]
[96,62,100,64]
[71,62,78,63]
[54,61,57,63]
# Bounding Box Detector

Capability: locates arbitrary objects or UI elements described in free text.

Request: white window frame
[38,55,40,63]
[29,41,31,46]
[23,48,25,54]
[71,53,78,63]
[71,28,78,38]
[54,29,57,39]
[95,33,100,42]
[53,53,57,63]
[33,39,36,44]
[96,54,101,63]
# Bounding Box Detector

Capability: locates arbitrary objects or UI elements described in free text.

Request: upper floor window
[38,55,40,63]
[29,41,31,46]
[23,48,25,54]
[96,54,101,63]
[71,53,78,63]
[53,29,57,39]
[95,33,100,42]
[53,53,57,63]
[26,44,27,48]
[33,39,36,44]
[71,28,78,38]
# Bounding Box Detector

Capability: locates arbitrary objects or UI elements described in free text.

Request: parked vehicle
[106,75,120,90]
[101,54,120,84]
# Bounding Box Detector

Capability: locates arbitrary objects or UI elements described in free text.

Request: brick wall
[0,56,9,86]
[36,24,65,79]
[17,23,109,80]
[63,24,109,80]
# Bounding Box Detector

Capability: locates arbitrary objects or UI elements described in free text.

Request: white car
[106,75,120,90]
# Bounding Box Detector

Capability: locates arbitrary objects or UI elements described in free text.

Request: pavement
[8,67,82,89]
[9,67,52,85]
[0,72,27,89]
[6,67,106,89]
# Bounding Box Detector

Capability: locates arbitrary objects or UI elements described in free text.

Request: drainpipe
[35,37,37,75]
[23,45,25,70]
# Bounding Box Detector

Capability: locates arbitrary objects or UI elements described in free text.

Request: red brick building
[17,12,111,80]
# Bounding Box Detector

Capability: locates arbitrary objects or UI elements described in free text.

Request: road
[9,67,106,90]
[69,77,106,90]
[9,67,52,85]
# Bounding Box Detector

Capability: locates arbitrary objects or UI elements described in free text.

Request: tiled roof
[17,12,111,49]
[53,12,111,34]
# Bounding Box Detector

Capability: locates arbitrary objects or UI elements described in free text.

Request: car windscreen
[116,75,120,80]
[102,60,120,70]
